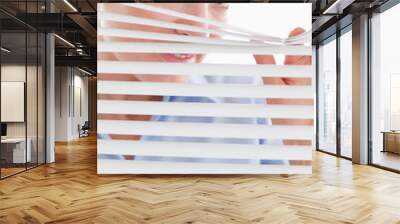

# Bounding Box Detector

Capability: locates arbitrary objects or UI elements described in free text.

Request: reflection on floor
[0,167,25,177]
[341,147,352,158]
[0,162,41,178]
[373,151,400,171]
[0,136,400,223]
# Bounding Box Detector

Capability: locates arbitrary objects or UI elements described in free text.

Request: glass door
[317,37,337,154]
[370,3,400,171]
[0,0,47,179]
[1,30,28,178]
[339,28,352,158]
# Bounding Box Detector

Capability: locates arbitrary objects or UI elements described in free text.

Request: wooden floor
[0,167,26,178]
[373,151,400,171]
[1,136,400,224]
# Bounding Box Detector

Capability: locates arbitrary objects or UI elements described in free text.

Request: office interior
[0,0,97,179]
[0,0,400,222]
[316,1,400,172]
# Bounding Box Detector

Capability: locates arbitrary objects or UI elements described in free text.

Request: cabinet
[382,132,400,154]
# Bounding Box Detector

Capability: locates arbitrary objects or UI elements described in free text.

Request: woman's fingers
[283,27,312,85]
[284,27,311,65]
[253,54,275,65]
[253,54,277,85]
[269,27,313,147]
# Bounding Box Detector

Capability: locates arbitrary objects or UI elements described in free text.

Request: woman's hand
[253,27,313,151]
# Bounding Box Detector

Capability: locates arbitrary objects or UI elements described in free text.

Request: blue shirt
[99,75,285,165]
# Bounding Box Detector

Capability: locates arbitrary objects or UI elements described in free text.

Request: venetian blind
[97,3,314,174]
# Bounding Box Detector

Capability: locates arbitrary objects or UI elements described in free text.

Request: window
[0,1,47,179]
[318,37,337,154]
[371,3,400,171]
[339,29,352,158]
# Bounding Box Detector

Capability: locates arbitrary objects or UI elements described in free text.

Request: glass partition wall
[317,36,337,155]
[317,27,352,159]
[339,28,352,159]
[370,3,400,171]
[0,1,46,179]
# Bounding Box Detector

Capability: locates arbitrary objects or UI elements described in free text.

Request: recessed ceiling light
[54,34,75,48]
[323,0,354,15]
[63,0,78,12]
[78,67,93,76]
[1,47,11,53]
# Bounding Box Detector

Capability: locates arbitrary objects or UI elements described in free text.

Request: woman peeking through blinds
[97,3,313,166]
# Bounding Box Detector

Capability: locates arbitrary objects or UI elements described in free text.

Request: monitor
[1,123,7,137]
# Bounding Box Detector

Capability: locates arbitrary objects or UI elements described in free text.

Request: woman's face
[98,3,228,82]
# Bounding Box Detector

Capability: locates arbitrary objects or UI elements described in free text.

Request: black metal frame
[315,44,319,151]
[336,26,341,158]
[367,10,373,166]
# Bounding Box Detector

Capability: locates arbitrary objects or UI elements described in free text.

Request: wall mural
[97,3,314,174]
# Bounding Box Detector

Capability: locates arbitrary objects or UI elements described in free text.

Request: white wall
[1,64,46,163]
[71,73,89,138]
[55,67,89,141]
[55,66,69,141]
[1,65,40,138]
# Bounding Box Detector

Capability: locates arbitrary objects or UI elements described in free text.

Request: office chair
[79,121,90,138]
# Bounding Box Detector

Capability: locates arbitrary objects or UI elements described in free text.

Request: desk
[1,138,31,163]
[382,131,400,154]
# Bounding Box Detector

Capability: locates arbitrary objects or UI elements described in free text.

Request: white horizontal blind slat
[97,81,314,99]
[98,12,274,43]
[98,140,312,160]
[98,28,279,46]
[98,120,314,140]
[120,3,309,44]
[97,61,312,77]
[98,159,312,174]
[98,100,314,119]
[97,42,311,55]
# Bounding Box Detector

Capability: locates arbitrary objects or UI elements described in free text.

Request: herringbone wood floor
[1,136,400,224]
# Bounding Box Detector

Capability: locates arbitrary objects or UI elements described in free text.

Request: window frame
[315,24,353,161]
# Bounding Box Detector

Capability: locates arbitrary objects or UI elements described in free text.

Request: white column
[46,33,55,163]
[352,14,369,164]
